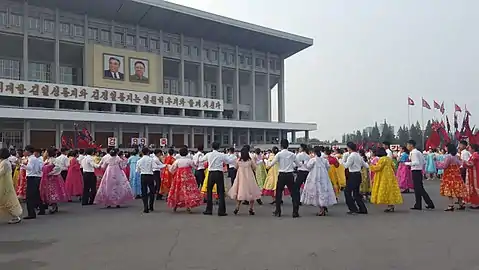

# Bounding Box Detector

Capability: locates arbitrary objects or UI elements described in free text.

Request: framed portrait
[129,57,149,84]
[103,53,125,81]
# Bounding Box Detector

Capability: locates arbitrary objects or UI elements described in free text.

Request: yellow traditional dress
[336,154,347,188]
[262,154,279,196]
[370,157,403,205]
[360,167,371,194]
[12,162,20,190]
[0,159,23,219]
[200,164,223,199]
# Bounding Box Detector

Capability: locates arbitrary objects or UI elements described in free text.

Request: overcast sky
[168,0,479,141]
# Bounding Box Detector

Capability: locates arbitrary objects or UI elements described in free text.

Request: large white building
[0,0,316,149]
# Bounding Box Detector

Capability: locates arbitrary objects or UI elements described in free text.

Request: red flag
[422,98,431,110]
[433,101,441,110]
[455,104,462,112]
[440,102,445,114]
[407,97,415,106]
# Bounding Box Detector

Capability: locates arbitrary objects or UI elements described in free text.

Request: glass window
[44,19,55,33]
[125,34,135,46]
[247,57,252,66]
[59,66,78,85]
[114,32,123,44]
[29,17,40,30]
[73,25,83,36]
[163,41,170,52]
[228,53,234,64]
[211,50,218,61]
[255,58,261,67]
[189,81,196,97]
[170,79,178,95]
[269,59,274,70]
[275,60,280,70]
[163,79,170,94]
[100,30,110,42]
[150,39,158,50]
[60,23,70,35]
[28,62,52,83]
[192,46,199,57]
[226,86,233,104]
[139,37,147,47]
[183,45,190,56]
[222,52,227,63]
[210,84,217,99]
[88,28,98,40]
[239,55,245,64]
[203,48,209,60]
[172,43,180,53]
[10,13,22,27]
[0,59,20,80]
[0,12,7,25]
[184,80,190,96]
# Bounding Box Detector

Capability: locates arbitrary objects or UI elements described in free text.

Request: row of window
[0,59,78,85]
[163,78,234,103]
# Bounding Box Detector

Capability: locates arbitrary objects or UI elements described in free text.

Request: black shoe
[242,201,249,205]
[143,209,149,213]
[37,211,46,216]
[269,201,276,205]
[444,206,454,212]
[272,211,281,217]
[358,211,368,215]
[23,216,36,220]
[233,208,239,215]
[410,207,422,211]
[426,205,435,210]
[292,212,300,218]
[203,211,213,215]
[218,213,228,217]
[149,205,154,211]
[347,211,357,215]
[156,195,162,201]
[256,199,263,205]
[249,209,255,215]
[299,202,303,206]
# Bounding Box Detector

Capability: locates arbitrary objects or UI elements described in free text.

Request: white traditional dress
[300,156,337,207]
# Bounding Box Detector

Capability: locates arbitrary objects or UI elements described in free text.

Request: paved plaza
[0,181,478,270]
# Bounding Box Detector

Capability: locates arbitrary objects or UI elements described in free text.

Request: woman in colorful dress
[369,149,379,187]
[425,148,437,180]
[436,148,446,179]
[262,147,280,203]
[40,148,70,213]
[65,150,83,200]
[93,150,103,190]
[396,146,413,193]
[0,148,22,224]
[465,144,479,209]
[200,162,221,204]
[436,144,468,211]
[325,148,340,200]
[253,148,267,190]
[167,147,203,213]
[359,149,371,200]
[94,149,134,208]
[370,147,403,212]
[301,146,337,216]
[334,148,347,189]
[228,147,262,215]
[127,149,141,199]
[160,148,176,199]
[12,151,21,191]
[16,151,28,200]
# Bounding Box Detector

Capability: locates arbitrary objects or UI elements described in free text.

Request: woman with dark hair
[160,148,176,199]
[65,150,83,200]
[358,149,371,200]
[127,148,141,199]
[262,146,286,204]
[370,147,403,212]
[40,148,69,213]
[300,146,337,216]
[94,149,134,208]
[333,148,347,190]
[325,148,340,199]
[228,147,262,215]
[436,144,468,211]
[465,144,479,209]
[436,148,446,179]
[396,146,413,193]
[253,148,267,190]
[0,148,22,224]
[167,147,203,213]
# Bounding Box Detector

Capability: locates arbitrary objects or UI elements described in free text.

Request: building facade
[0,0,315,149]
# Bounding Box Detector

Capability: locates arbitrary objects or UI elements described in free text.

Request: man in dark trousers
[201,142,235,216]
[343,142,368,215]
[24,146,46,219]
[406,140,435,210]
[268,139,301,218]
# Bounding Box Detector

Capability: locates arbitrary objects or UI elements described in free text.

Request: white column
[168,126,173,147]
[266,53,271,122]
[246,129,251,145]
[305,130,310,143]
[183,130,188,146]
[90,123,96,141]
[117,124,123,147]
[22,2,28,81]
[278,57,285,122]
[278,130,283,143]
[291,131,296,143]
[217,45,223,119]
[203,127,208,148]
[55,123,62,148]
[234,46,240,120]
[180,34,185,117]
[190,127,195,148]
[136,105,141,114]
[144,125,149,146]
[228,128,233,145]
[199,38,205,118]
[111,104,116,112]
[84,102,89,111]
[263,130,267,144]
[54,8,60,83]
[251,50,256,120]
[23,120,30,148]
[211,127,215,143]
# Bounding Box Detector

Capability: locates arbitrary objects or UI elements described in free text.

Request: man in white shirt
[459,140,471,183]
[137,148,156,213]
[406,140,435,210]
[24,145,46,219]
[200,142,236,216]
[295,144,310,200]
[193,145,206,188]
[77,149,86,174]
[8,151,18,177]
[383,141,394,159]
[227,147,238,185]
[151,149,165,200]
[81,148,100,206]
[268,139,302,218]
[56,147,70,181]
[343,142,369,215]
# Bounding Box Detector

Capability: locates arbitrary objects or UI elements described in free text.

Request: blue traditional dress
[436,154,445,176]
[127,154,141,196]
[425,153,436,174]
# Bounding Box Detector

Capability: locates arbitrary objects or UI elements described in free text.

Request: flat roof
[22,0,313,58]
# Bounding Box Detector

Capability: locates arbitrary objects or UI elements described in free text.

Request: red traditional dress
[160,155,175,196]
[465,152,479,205]
[167,157,203,209]
[436,154,468,198]
[65,157,83,197]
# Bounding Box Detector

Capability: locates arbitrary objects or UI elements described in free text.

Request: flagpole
[407,100,411,136]
[421,97,425,150]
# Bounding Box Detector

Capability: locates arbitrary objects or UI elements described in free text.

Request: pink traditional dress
[94,155,134,207]
[396,152,413,192]
[65,157,83,197]
[228,159,262,201]
[16,157,27,199]
[40,158,70,205]
[369,156,379,186]
[167,157,203,210]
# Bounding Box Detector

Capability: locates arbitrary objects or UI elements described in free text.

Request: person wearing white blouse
[81,148,100,206]
[343,142,369,215]
[137,148,156,213]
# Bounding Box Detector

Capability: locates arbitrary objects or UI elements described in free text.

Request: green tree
[370,122,381,142]
[397,125,409,145]
[380,120,394,143]
[355,130,362,143]
[424,120,432,143]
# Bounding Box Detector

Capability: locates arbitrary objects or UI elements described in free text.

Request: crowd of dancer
[0,137,478,224]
